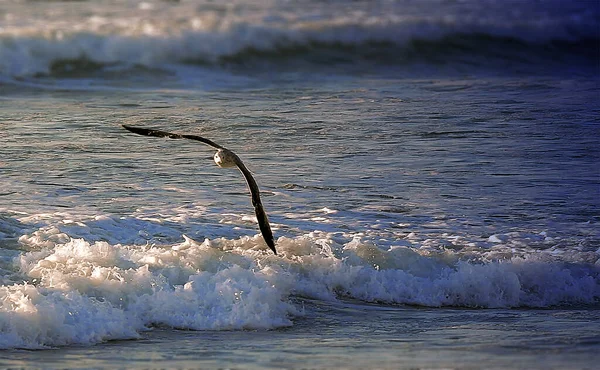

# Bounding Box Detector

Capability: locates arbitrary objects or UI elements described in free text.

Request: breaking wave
[1,211,598,349]
[1,15,598,78]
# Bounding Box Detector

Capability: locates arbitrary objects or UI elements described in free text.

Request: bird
[122,124,277,255]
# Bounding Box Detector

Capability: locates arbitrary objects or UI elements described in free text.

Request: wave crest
[1,204,599,349]
[1,18,597,78]
[2,225,598,348]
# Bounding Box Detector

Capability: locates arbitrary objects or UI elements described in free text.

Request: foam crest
[0,284,140,349]
[1,210,598,348]
[276,235,600,308]
[131,265,294,330]
[2,234,296,348]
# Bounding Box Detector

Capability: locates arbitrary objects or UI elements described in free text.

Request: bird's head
[213,149,238,168]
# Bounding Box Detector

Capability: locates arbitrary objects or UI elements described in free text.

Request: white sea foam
[1,210,598,349]
[0,283,141,349]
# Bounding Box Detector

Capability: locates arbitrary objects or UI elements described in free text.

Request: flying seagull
[122,124,277,255]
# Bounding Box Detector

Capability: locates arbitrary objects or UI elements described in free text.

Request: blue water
[2,304,599,369]
[1,0,599,368]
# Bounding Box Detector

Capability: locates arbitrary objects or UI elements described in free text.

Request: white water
[0,206,597,349]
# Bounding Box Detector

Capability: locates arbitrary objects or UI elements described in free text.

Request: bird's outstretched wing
[122,124,224,149]
[122,124,277,255]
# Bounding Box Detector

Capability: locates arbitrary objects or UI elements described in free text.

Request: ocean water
[1,0,599,368]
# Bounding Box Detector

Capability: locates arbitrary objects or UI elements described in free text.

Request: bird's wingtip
[122,124,137,131]
[121,124,136,133]
[269,242,278,255]
[122,124,154,137]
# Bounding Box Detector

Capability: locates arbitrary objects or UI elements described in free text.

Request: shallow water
[2,302,599,369]
[1,0,599,368]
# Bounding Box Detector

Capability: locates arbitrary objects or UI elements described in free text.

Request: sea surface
[1,0,599,368]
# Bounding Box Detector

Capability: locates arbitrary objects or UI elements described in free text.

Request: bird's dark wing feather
[122,125,224,149]
[235,160,277,255]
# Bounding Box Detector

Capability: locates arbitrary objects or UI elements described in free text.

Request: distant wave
[1,20,598,78]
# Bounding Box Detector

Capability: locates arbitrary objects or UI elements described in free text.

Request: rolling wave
[1,210,598,348]
[1,20,598,78]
